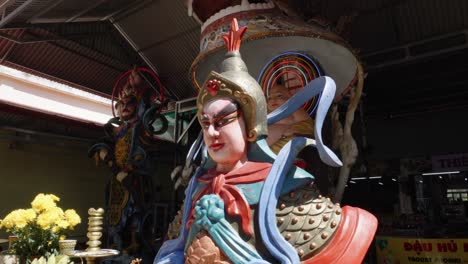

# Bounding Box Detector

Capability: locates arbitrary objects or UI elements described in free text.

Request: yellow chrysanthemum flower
[64,209,81,227]
[57,220,69,229]
[31,194,60,212]
[0,193,83,259]
[49,194,60,201]
[37,207,64,230]
[0,210,19,229]
[0,209,36,229]
[37,216,51,229]
[21,209,37,222]
[14,209,37,228]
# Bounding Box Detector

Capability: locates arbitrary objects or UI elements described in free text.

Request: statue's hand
[88,143,112,166]
[194,194,225,230]
[99,148,108,161]
[116,171,129,182]
[93,149,110,167]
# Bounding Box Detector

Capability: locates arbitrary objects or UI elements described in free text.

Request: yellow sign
[376,236,468,264]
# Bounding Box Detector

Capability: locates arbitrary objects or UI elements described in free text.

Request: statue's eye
[215,116,237,128]
[201,121,211,129]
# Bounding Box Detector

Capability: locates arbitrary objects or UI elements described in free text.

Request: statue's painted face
[267,84,291,112]
[201,98,247,172]
[118,96,137,121]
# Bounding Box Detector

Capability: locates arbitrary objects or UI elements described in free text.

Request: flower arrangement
[31,255,71,264]
[0,194,81,262]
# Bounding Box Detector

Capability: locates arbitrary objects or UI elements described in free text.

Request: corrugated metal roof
[1,0,468,124]
[114,0,200,99]
[142,29,199,99]
[395,0,468,42]
[10,42,119,92]
[111,0,468,99]
[0,21,143,95]
[0,0,147,99]
[41,22,139,65]
[2,0,467,99]
[2,0,138,24]
[348,0,468,53]
[7,0,53,21]
[0,28,24,62]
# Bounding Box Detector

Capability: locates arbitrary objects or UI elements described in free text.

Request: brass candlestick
[86,208,104,251]
[70,208,118,264]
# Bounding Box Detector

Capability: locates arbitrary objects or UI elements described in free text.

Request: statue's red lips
[210,143,224,151]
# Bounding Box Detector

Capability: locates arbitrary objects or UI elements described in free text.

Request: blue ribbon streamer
[267,76,342,167]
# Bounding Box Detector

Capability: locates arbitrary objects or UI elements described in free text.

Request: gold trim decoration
[108,180,129,226]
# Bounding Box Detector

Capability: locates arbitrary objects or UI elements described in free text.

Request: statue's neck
[215,156,248,174]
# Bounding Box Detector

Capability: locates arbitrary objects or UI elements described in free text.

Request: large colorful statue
[89,68,167,261]
[186,0,366,201]
[266,84,314,155]
[155,19,376,264]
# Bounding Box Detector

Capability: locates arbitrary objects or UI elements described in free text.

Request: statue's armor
[167,206,184,240]
[108,127,132,227]
[186,231,231,264]
[108,179,129,226]
[178,182,341,263]
[114,128,132,169]
[277,184,342,260]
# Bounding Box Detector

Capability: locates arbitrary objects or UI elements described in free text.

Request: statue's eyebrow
[200,114,209,121]
[213,102,239,119]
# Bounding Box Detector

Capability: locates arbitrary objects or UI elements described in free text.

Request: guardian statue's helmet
[197,19,267,141]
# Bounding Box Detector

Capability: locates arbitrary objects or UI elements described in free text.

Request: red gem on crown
[206,79,221,96]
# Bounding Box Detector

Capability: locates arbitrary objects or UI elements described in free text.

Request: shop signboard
[376,236,468,264]
[431,153,468,172]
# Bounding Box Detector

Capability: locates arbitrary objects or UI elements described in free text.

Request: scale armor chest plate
[276,183,342,260]
[182,183,342,263]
